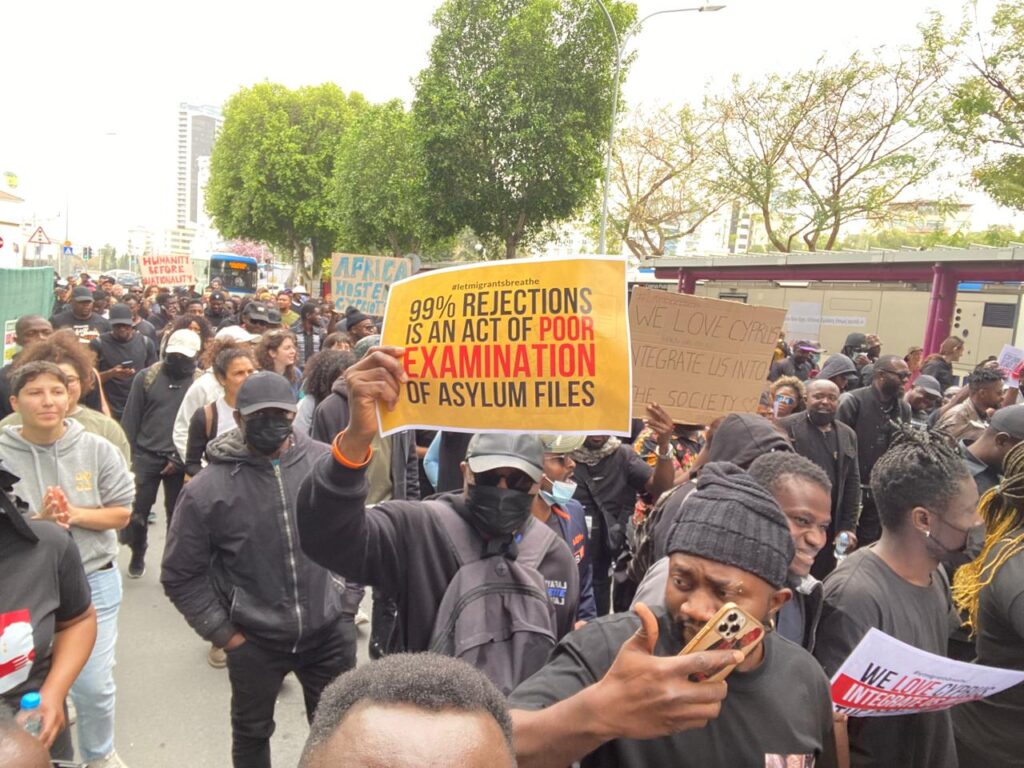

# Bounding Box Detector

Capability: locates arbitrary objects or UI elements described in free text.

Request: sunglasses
[775,394,796,406]
[473,468,536,493]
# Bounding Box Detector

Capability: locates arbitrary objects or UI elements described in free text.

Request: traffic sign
[62,245,74,258]
[28,227,51,245]
[0,236,4,249]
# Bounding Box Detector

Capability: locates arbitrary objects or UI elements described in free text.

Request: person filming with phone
[510,461,837,768]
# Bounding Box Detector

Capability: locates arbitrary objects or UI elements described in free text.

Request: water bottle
[18,691,42,736]
[834,531,852,564]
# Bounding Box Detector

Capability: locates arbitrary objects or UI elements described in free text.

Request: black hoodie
[651,414,793,560]
[161,429,346,652]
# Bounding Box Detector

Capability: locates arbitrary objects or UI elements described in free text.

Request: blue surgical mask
[540,478,577,507]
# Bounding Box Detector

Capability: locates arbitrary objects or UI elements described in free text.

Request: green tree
[943,2,1024,210]
[413,0,636,259]
[709,37,951,252]
[206,82,366,286]
[334,100,437,258]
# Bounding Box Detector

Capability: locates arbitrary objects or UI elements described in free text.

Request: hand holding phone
[679,602,765,683]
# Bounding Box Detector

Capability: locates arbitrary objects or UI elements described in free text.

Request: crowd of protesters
[3,273,1024,767]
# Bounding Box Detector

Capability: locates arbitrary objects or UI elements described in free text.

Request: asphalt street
[95,495,370,768]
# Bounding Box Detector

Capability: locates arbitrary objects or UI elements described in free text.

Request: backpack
[426,500,560,695]
[629,483,693,584]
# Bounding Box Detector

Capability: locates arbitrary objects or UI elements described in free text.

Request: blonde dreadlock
[952,441,1024,636]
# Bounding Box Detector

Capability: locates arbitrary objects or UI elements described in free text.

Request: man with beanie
[840,332,872,388]
[779,379,861,577]
[162,372,354,768]
[837,354,911,546]
[297,346,578,694]
[342,306,376,343]
[510,462,837,768]
[120,329,200,578]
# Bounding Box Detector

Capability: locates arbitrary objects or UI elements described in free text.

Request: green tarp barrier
[1,266,54,362]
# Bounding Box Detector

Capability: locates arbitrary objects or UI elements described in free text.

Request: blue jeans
[70,565,121,762]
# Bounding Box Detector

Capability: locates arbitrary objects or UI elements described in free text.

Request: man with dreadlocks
[813,425,981,768]
[952,440,1024,767]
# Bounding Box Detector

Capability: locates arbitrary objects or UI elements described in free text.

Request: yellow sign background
[378,257,631,436]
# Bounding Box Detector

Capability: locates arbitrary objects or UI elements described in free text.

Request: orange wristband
[332,432,373,469]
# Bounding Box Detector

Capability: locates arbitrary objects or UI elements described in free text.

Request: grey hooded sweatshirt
[0,419,135,574]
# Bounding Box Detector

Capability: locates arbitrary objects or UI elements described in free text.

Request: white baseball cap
[215,325,261,344]
[165,329,202,358]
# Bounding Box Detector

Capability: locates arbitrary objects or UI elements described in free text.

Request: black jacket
[310,380,420,501]
[296,453,579,653]
[777,412,861,534]
[837,385,911,485]
[121,362,193,463]
[161,430,345,652]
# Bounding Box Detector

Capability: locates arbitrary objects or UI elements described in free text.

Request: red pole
[922,264,944,356]
[681,271,696,294]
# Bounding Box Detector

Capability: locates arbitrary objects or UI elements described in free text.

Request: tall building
[176,103,223,229]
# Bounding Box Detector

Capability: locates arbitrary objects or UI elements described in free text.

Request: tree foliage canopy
[334,100,438,259]
[943,1,1024,210]
[206,82,365,284]
[413,0,636,259]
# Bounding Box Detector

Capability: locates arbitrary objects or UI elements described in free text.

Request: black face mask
[465,483,535,538]
[163,354,196,379]
[808,409,835,427]
[243,413,294,456]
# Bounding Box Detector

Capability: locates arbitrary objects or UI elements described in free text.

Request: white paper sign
[830,628,1024,717]
[997,343,1024,384]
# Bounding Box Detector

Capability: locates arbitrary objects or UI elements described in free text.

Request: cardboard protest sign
[378,256,631,436]
[3,319,17,364]
[831,628,1024,717]
[629,287,785,424]
[331,253,411,317]
[138,254,196,287]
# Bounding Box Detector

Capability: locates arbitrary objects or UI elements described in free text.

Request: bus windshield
[210,256,258,294]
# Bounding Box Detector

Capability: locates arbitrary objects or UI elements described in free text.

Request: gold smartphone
[679,601,765,683]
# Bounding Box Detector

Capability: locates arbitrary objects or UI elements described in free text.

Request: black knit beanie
[345,305,370,329]
[667,462,794,589]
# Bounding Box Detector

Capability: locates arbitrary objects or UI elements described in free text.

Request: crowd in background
[2,273,1024,767]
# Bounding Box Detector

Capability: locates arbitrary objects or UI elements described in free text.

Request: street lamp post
[594,3,725,255]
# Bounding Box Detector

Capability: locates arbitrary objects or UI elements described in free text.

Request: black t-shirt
[0,509,92,709]
[814,547,956,768]
[952,528,1024,764]
[91,332,157,417]
[50,309,111,336]
[511,609,837,768]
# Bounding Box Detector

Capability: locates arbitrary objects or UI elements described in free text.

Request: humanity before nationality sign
[831,628,1024,717]
[629,287,786,424]
[138,255,196,288]
[378,257,631,436]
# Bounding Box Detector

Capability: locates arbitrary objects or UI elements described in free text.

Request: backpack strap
[423,499,484,569]
[142,361,162,392]
[514,515,559,570]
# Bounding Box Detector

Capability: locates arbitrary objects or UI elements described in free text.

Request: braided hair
[870,424,970,532]
[953,441,1024,636]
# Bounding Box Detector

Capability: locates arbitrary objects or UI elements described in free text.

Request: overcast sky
[0,0,1010,247]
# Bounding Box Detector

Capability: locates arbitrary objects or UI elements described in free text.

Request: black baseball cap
[109,304,133,325]
[72,286,93,302]
[990,404,1024,440]
[244,303,270,323]
[235,371,297,416]
[465,433,545,482]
